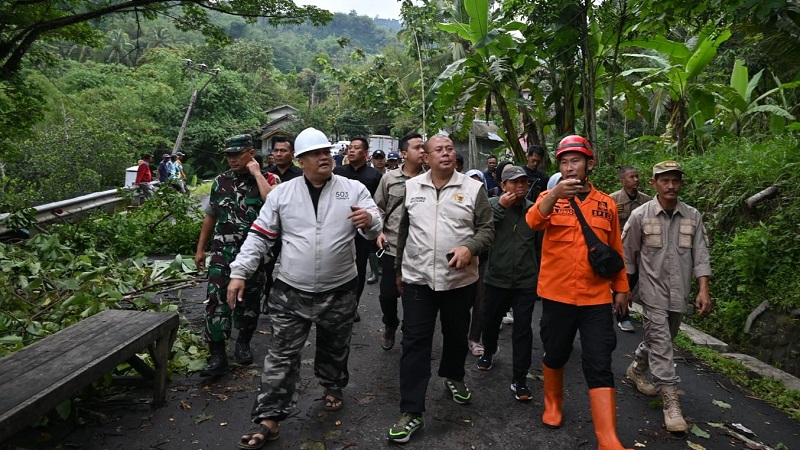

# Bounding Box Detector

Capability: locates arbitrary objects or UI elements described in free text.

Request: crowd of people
[190,129,713,450]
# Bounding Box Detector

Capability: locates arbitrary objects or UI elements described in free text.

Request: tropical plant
[620,24,732,151]
[710,59,799,136]
[428,0,529,162]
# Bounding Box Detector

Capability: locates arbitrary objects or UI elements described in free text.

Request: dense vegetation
[1,0,800,389]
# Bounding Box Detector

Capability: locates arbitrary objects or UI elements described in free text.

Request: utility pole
[172,60,220,154]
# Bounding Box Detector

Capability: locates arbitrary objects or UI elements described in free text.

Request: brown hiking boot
[660,385,688,433]
[626,357,657,396]
[381,326,397,350]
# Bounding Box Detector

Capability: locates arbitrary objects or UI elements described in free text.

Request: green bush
[600,134,800,346]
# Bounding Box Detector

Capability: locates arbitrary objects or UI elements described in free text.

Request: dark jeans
[399,282,476,414]
[354,234,374,304]
[378,254,400,327]
[540,299,617,389]
[482,284,538,381]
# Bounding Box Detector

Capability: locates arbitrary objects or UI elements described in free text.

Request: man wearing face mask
[526,135,631,450]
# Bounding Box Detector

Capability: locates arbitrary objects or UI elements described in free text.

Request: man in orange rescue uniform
[526,135,632,450]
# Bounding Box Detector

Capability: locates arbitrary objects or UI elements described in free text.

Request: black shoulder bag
[568,198,625,278]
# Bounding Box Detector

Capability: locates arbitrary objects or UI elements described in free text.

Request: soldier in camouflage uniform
[195,134,278,377]
[227,128,383,449]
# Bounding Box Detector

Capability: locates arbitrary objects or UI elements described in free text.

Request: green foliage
[71,187,204,257]
[0,188,206,378]
[0,0,333,78]
[602,134,800,348]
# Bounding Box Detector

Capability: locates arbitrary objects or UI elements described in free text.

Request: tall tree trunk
[493,91,525,164]
[604,0,628,164]
[579,0,598,161]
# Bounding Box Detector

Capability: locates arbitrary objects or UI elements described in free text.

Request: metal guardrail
[0,182,157,235]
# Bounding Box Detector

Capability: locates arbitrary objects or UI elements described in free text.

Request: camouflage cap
[223,134,253,153]
[652,160,684,177]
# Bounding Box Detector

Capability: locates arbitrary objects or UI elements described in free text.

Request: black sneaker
[510,380,532,401]
[387,413,424,443]
[477,350,497,371]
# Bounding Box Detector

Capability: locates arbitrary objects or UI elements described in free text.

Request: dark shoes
[381,326,397,350]
[477,350,497,371]
[234,341,253,365]
[511,380,533,402]
[199,342,229,377]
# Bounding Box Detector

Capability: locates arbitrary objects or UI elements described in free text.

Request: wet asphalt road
[7,275,799,450]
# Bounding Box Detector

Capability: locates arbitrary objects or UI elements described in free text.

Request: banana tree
[710,59,798,137]
[428,0,531,163]
[620,25,731,151]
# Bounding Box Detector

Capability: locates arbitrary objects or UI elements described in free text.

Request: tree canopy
[0,0,333,78]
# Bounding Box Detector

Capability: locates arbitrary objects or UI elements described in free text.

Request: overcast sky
[301,0,402,19]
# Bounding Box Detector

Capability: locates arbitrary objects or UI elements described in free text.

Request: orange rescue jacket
[526,185,628,306]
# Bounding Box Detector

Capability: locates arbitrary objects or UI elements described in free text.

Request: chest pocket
[547,213,575,242]
[643,218,662,248]
[678,219,695,248]
[589,215,612,243]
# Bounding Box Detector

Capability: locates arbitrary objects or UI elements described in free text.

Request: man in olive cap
[194,134,278,377]
[622,160,712,434]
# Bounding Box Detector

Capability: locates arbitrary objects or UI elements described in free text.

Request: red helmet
[556,135,593,160]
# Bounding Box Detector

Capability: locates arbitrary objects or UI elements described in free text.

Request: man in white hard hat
[228,127,383,449]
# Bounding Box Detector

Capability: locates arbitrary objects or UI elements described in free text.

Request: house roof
[265,104,299,115]
[259,113,297,140]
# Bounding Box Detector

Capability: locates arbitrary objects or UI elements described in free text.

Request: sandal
[238,422,279,449]
[469,340,485,357]
[323,387,344,411]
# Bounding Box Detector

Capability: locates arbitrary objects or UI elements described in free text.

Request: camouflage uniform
[251,279,357,421]
[203,169,276,343]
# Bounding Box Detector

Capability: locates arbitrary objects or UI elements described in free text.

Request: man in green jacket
[477,165,542,401]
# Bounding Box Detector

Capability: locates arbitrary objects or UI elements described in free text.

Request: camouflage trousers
[251,278,357,423]
[204,263,266,343]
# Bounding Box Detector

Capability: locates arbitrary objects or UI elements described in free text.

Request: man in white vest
[387,134,494,443]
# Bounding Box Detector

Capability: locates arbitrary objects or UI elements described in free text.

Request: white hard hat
[294,127,332,157]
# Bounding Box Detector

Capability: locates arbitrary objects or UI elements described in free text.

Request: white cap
[294,127,332,157]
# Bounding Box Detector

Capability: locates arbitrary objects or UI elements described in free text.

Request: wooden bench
[0,309,179,442]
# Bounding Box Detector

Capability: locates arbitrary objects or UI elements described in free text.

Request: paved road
[8,276,798,449]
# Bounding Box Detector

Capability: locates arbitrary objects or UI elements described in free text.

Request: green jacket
[484,197,542,290]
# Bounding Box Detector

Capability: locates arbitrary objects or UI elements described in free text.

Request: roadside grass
[191,181,213,197]
[675,333,800,422]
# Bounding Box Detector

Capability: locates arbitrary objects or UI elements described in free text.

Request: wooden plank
[0,310,178,442]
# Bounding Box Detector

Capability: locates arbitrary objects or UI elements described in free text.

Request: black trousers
[540,299,617,389]
[399,282,476,414]
[378,254,400,327]
[482,284,538,381]
[353,234,374,303]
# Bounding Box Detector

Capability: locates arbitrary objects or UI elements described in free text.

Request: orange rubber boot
[588,387,632,450]
[541,365,564,428]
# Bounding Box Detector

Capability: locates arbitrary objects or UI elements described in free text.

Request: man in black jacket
[477,166,542,402]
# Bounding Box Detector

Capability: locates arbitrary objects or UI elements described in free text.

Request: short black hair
[496,160,513,178]
[352,136,369,151]
[273,135,294,151]
[527,145,545,157]
[487,155,498,162]
[455,153,464,163]
[618,166,636,179]
[399,132,423,152]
